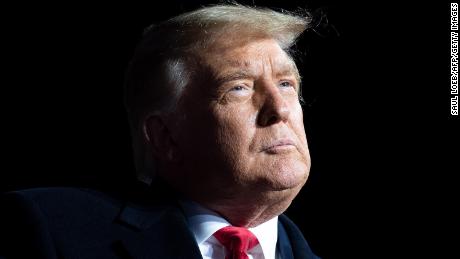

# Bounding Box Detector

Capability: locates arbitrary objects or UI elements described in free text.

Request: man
[1,4,319,259]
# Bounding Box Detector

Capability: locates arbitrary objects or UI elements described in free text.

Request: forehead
[202,38,299,77]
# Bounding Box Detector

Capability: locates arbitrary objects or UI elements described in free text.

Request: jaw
[170,151,310,227]
[190,178,306,228]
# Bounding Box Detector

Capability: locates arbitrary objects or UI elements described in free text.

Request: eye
[223,84,252,100]
[229,85,247,91]
[279,81,294,88]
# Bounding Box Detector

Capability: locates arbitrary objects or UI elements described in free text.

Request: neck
[197,188,299,228]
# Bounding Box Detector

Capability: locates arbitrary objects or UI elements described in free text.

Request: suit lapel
[278,214,320,259]
[115,202,202,259]
[109,180,203,259]
[277,219,295,259]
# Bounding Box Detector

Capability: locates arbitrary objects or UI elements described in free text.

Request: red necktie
[213,226,260,259]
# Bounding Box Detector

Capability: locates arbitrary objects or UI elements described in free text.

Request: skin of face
[162,38,311,226]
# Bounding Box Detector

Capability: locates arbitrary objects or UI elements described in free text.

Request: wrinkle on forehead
[203,38,301,85]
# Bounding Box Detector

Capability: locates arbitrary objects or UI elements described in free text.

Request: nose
[257,84,290,127]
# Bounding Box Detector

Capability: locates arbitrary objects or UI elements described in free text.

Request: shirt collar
[179,199,278,259]
[249,215,278,259]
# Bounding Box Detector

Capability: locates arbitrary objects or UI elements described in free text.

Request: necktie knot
[213,226,259,259]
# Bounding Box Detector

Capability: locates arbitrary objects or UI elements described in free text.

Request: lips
[261,138,296,154]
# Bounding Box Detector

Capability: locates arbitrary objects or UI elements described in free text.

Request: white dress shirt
[179,200,279,259]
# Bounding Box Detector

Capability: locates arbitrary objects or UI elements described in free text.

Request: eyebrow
[215,66,299,84]
[215,70,256,85]
[276,68,300,82]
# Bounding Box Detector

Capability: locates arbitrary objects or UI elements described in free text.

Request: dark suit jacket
[0,181,319,259]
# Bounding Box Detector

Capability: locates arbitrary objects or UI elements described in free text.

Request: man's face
[174,38,311,205]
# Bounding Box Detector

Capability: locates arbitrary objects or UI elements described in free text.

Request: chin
[248,149,311,190]
[260,161,310,191]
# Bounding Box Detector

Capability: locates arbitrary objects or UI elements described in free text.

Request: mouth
[261,139,296,154]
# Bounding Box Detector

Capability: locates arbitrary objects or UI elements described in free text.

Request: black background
[2,0,458,258]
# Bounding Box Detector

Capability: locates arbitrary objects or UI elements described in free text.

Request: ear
[143,114,182,163]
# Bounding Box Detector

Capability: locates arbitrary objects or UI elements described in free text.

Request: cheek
[291,105,309,151]
[214,106,256,155]
[294,115,307,142]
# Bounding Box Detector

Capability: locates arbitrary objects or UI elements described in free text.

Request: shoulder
[3,187,122,211]
[0,185,200,258]
[2,187,123,225]
[0,187,125,258]
[1,187,124,228]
